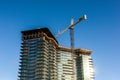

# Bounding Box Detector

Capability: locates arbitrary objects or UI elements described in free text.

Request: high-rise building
[18,28,94,80]
[57,46,74,80]
[75,48,94,80]
[19,28,58,80]
[56,46,95,80]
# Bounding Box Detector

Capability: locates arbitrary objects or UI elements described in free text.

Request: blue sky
[0,0,120,80]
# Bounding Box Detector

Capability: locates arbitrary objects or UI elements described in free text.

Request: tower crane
[55,15,87,50]
[55,15,87,80]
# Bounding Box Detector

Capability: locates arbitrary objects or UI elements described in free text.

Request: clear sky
[0,0,120,80]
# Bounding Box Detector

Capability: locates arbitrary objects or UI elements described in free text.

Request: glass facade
[75,49,95,80]
[57,50,74,80]
[19,28,58,80]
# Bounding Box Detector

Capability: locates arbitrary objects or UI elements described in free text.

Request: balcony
[37,55,48,59]
[20,57,27,60]
[21,42,28,45]
[36,58,48,62]
[37,48,48,53]
[37,51,48,56]
[36,61,48,65]
[20,52,28,54]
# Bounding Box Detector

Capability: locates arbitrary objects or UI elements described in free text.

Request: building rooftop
[75,48,92,55]
[58,46,92,55]
[21,28,58,44]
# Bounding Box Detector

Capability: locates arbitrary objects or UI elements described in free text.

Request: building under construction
[18,28,94,80]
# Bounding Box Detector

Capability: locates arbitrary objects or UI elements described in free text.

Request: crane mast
[70,18,74,51]
[69,19,76,79]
